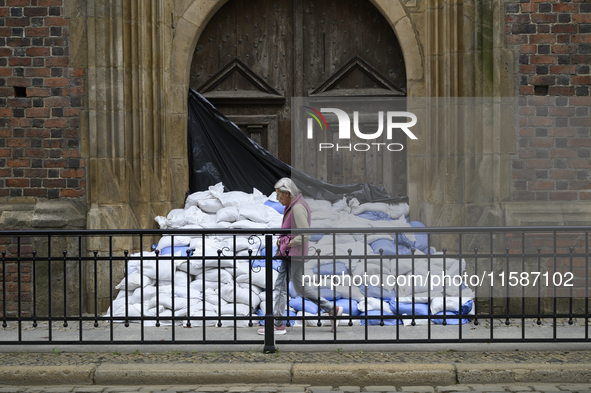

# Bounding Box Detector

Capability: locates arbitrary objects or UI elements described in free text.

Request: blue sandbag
[159,246,193,256]
[264,200,285,214]
[360,285,396,301]
[335,298,360,316]
[388,300,430,316]
[359,310,400,325]
[310,233,325,241]
[252,246,283,271]
[289,283,341,301]
[312,262,349,275]
[370,239,412,256]
[355,211,392,221]
[289,297,320,314]
[432,300,473,325]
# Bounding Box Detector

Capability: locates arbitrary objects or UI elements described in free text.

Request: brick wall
[0,0,84,200]
[506,0,591,202]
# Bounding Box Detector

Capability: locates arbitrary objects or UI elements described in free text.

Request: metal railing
[0,226,590,352]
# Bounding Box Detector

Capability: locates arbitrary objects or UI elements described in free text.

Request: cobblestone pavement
[0,383,590,393]
[0,349,590,366]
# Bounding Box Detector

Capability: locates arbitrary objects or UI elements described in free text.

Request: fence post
[263,234,276,353]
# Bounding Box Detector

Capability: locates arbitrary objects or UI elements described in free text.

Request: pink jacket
[278,194,311,257]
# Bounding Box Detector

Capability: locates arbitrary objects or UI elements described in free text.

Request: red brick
[520,45,537,54]
[554,3,579,12]
[24,7,48,16]
[24,169,47,178]
[0,48,12,57]
[549,65,577,74]
[23,189,47,197]
[0,108,14,117]
[521,3,537,12]
[44,78,69,88]
[45,57,68,67]
[44,17,68,26]
[38,0,63,5]
[44,97,68,107]
[18,118,32,127]
[573,14,591,23]
[7,78,30,87]
[44,160,67,169]
[5,179,29,188]
[526,159,552,169]
[43,179,66,188]
[60,168,76,178]
[25,107,49,118]
[530,75,556,85]
[520,65,536,74]
[570,181,591,190]
[25,27,49,37]
[532,14,557,23]
[63,108,79,117]
[24,148,49,158]
[24,68,51,77]
[9,58,31,67]
[552,25,577,34]
[572,35,591,43]
[519,107,536,117]
[63,87,82,96]
[7,18,30,27]
[26,47,50,57]
[529,180,554,190]
[68,68,84,77]
[60,189,84,198]
[549,107,576,117]
[25,129,50,138]
[7,138,30,147]
[531,55,557,64]
[581,192,591,200]
[530,138,554,148]
[549,149,577,158]
[549,191,578,201]
[548,86,575,95]
[571,75,591,85]
[520,86,534,95]
[530,35,557,44]
[507,14,530,24]
[7,37,29,46]
[507,35,528,45]
[570,139,591,147]
[0,28,10,37]
[557,34,570,44]
[570,117,591,127]
[529,117,554,126]
[26,88,50,97]
[569,160,591,169]
[44,118,68,128]
[62,150,79,158]
[569,97,591,106]
[0,149,10,157]
[7,98,32,108]
[513,169,535,180]
[550,170,576,179]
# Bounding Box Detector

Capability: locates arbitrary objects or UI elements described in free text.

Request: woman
[257,178,342,335]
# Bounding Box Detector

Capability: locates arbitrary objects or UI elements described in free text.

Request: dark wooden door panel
[190,0,408,196]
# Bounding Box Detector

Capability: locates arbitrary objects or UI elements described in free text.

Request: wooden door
[190,0,408,197]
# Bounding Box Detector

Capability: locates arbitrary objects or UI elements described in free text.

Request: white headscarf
[274,178,300,198]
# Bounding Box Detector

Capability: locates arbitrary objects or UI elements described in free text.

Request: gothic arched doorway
[189,0,408,196]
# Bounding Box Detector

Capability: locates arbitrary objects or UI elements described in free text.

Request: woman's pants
[272,256,333,327]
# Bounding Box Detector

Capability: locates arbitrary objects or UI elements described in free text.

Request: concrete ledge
[94,363,292,385]
[0,365,96,385]
[291,363,456,386]
[457,363,591,384]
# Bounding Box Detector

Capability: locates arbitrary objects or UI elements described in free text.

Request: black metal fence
[0,226,590,352]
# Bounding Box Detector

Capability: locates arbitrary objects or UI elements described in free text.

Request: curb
[1,363,591,386]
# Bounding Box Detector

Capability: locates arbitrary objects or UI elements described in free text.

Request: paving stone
[364,388,398,393]
[0,388,26,393]
[338,387,360,393]
[467,386,506,392]
[308,388,334,393]
[253,388,279,393]
[227,387,253,392]
[558,387,591,392]
[35,388,74,393]
[507,387,532,392]
[279,387,307,392]
[196,388,227,393]
[532,387,561,392]
[104,388,142,393]
[400,387,435,393]
[437,387,472,393]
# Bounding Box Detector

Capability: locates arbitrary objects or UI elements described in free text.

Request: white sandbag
[216,191,253,207]
[195,268,233,284]
[113,301,164,318]
[331,198,349,213]
[238,204,281,223]
[148,293,188,311]
[203,288,228,307]
[387,258,414,276]
[221,303,252,316]
[216,206,240,223]
[219,283,261,309]
[397,293,431,304]
[357,298,391,313]
[293,311,332,327]
[115,272,153,291]
[235,268,278,289]
[189,237,203,251]
[173,281,203,299]
[141,254,178,280]
[197,198,224,213]
[430,296,474,315]
[154,216,171,229]
[185,189,214,208]
[166,209,189,228]
[230,220,267,229]
[304,198,332,212]
[156,236,191,251]
[185,307,218,327]
[225,261,251,277]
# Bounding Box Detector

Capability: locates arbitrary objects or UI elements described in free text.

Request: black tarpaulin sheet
[187,89,408,204]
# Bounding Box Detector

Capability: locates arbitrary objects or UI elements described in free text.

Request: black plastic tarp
[187,89,408,204]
